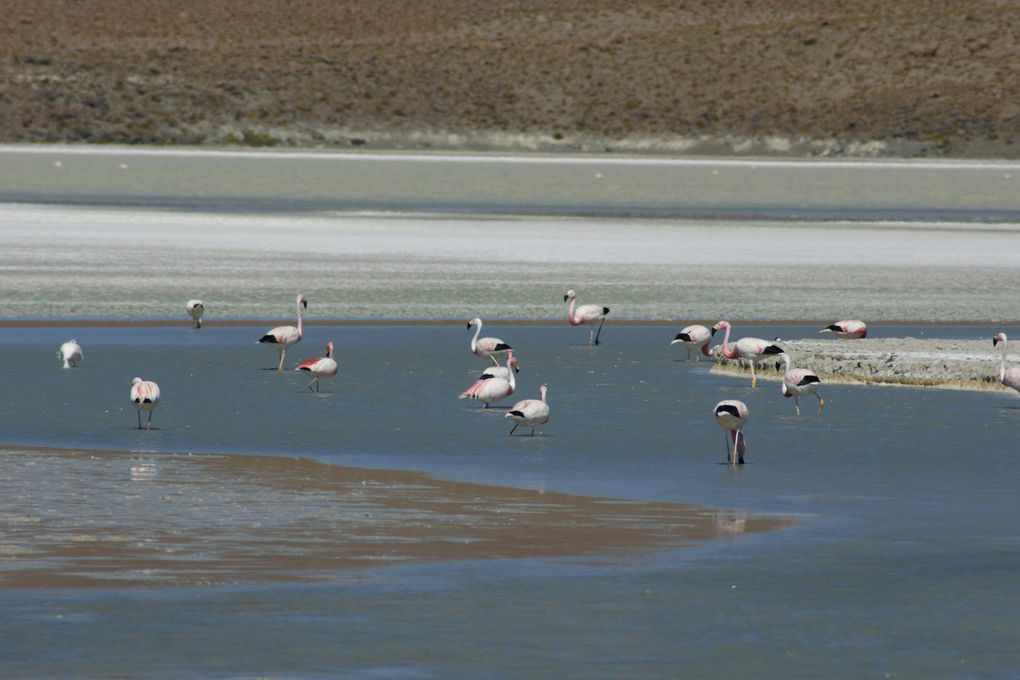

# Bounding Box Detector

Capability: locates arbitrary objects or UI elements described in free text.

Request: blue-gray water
[3,323,1020,678]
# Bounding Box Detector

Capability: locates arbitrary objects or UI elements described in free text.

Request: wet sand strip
[0,446,791,589]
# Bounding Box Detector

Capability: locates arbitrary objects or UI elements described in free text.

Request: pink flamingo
[459,351,517,407]
[670,324,713,361]
[506,384,550,436]
[712,320,784,388]
[779,353,824,415]
[57,339,83,368]
[259,293,307,370]
[820,319,867,339]
[130,377,161,430]
[564,289,609,346]
[295,341,339,392]
[993,332,1020,393]
[714,400,748,465]
[467,318,512,366]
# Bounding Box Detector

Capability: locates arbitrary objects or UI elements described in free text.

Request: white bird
[467,318,512,366]
[295,341,339,392]
[779,352,824,415]
[259,293,307,370]
[564,289,610,346]
[459,351,517,407]
[57,339,83,368]
[130,377,161,430]
[993,332,1020,393]
[506,384,550,436]
[820,319,867,339]
[712,320,784,388]
[714,400,748,465]
[186,299,204,329]
[670,324,713,361]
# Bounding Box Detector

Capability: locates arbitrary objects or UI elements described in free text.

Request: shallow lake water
[2,323,1020,678]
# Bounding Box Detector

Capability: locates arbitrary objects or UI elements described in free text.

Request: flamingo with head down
[186,299,204,329]
[259,293,307,370]
[820,320,867,339]
[670,324,713,361]
[712,321,784,388]
[993,332,1020,393]
[714,400,748,466]
[564,289,609,346]
[779,352,824,415]
[130,377,161,430]
[57,339,83,368]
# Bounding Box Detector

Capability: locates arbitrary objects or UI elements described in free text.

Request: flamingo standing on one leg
[57,339,83,368]
[506,384,550,436]
[779,352,824,415]
[820,319,867,339]
[712,321,784,388]
[714,400,748,466]
[259,293,307,370]
[670,324,713,361]
[459,351,518,407]
[295,341,339,392]
[564,289,610,346]
[467,318,512,366]
[186,299,204,329]
[993,332,1020,393]
[130,377,161,430]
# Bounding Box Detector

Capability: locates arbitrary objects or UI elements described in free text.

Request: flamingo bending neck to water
[467,318,512,366]
[714,400,748,465]
[993,332,1020,393]
[57,339,83,368]
[779,352,824,415]
[671,324,712,361]
[820,320,867,339]
[459,351,517,407]
[564,289,609,346]
[186,299,204,329]
[259,293,306,370]
[712,320,783,388]
[130,377,161,430]
[296,341,339,392]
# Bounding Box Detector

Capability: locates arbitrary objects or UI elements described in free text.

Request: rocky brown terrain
[2,0,1019,156]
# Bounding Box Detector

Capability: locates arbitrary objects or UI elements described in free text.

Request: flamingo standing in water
[820,319,867,339]
[671,324,713,361]
[186,299,204,329]
[564,289,610,346]
[57,339,83,368]
[714,400,748,465]
[295,341,339,392]
[467,318,512,366]
[130,377,161,430]
[993,332,1020,393]
[259,293,307,370]
[712,320,784,388]
[779,352,824,415]
[506,384,550,436]
[459,351,518,407]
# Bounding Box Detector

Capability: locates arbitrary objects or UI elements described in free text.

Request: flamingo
[130,377,161,430]
[506,384,550,436]
[467,318,512,366]
[564,289,609,346]
[186,299,204,329]
[993,332,1020,393]
[459,351,517,407]
[670,324,713,361]
[714,400,748,465]
[712,320,784,388]
[259,293,307,370]
[779,352,824,415]
[57,339,83,368]
[820,319,867,339]
[295,341,339,392]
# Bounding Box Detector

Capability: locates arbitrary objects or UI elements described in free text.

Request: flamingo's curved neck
[507,354,516,391]
[296,299,304,338]
[566,298,578,325]
[719,324,739,359]
[1000,340,1008,383]
[539,386,547,402]
[470,322,481,353]
[326,344,333,359]
[780,354,791,372]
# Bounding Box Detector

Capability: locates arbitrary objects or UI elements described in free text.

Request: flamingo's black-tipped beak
[301,300,308,309]
[466,322,472,329]
[710,327,718,336]
[994,338,1001,347]
[563,294,569,302]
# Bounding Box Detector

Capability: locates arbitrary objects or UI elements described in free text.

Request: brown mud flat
[0,446,791,589]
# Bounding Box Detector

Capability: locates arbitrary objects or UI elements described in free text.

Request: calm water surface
[2,324,1020,677]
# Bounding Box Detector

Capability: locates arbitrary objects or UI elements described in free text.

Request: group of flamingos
[55,292,1020,453]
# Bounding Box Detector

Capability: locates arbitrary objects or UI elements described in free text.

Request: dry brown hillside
[2,0,1019,156]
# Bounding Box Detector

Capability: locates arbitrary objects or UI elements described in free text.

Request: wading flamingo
[57,339,83,368]
[712,321,784,388]
[820,319,867,339]
[506,384,550,436]
[186,299,204,329]
[130,377,161,430]
[259,293,307,370]
[295,341,339,392]
[714,400,748,466]
[779,353,824,415]
[993,332,1020,393]
[564,289,610,346]
[670,324,713,361]
[467,318,512,366]
[459,351,517,407]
